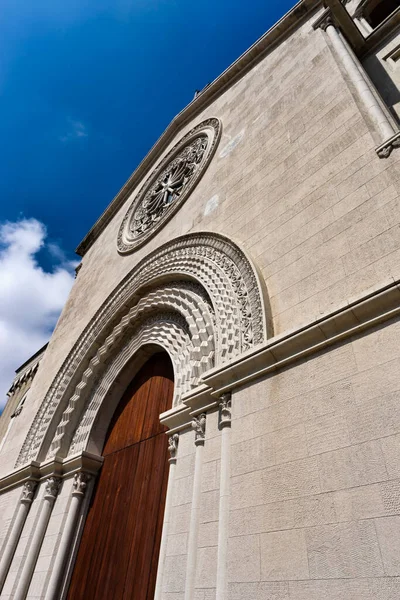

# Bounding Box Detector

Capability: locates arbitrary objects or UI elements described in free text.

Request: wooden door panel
[67,353,174,600]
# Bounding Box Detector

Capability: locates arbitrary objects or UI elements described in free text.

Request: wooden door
[67,353,174,600]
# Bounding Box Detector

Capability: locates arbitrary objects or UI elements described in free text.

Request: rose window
[117,118,221,254]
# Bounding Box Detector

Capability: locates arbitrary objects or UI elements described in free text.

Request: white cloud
[0,219,75,412]
[59,119,88,143]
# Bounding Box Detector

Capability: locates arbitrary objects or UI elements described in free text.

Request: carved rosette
[20,480,37,504]
[218,393,232,428]
[192,413,206,446]
[72,472,90,497]
[117,119,221,253]
[44,476,61,501]
[168,434,179,464]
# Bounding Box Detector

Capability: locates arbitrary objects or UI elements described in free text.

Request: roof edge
[76,0,321,257]
[15,343,49,375]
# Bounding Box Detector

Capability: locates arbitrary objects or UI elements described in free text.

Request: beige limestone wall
[228,314,400,599]
[4,8,400,474]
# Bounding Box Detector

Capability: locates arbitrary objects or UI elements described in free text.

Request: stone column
[216,394,232,600]
[44,472,90,600]
[321,17,395,143]
[154,433,179,600]
[14,476,60,600]
[0,481,37,593]
[184,413,206,600]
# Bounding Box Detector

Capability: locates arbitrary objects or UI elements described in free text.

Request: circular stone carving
[117,118,221,253]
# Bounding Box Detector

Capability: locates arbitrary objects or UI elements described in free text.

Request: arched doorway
[67,352,174,599]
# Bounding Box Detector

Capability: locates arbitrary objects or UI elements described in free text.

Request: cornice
[0,452,103,494]
[75,0,321,257]
[161,277,400,430]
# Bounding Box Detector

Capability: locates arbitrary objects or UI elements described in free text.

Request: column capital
[168,434,179,464]
[312,9,336,32]
[72,472,90,497]
[20,480,37,505]
[192,413,206,446]
[218,392,232,428]
[44,476,61,501]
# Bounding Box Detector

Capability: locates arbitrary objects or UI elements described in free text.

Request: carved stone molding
[16,232,268,468]
[192,413,206,446]
[218,393,232,428]
[168,434,179,463]
[72,472,90,497]
[312,9,336,31]
[20,480,37,505]
[117,119,221,253]
[376,131,400,158]
[44,477,61,501]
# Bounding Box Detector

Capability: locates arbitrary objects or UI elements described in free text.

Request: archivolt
[16,232,269,466]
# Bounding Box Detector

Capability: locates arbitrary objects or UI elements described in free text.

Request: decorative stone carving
[192,413,206,446]
[168,434,179,463]
[20,480,37,504]
[44,477,61,501]
[72,472,90,497]
[117,119,221,253]
[376,132,400,158]
[218,393,232,428]
[16,233,268,467]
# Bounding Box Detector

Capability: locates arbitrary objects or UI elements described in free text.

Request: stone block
[318,440,388,492]
[195,545,217,589]
[368,577,400,600]
[231,435,275,477]
[375,516,400,576]
[381,435,400,478]
[201,460,219,492]
[166,533,187,557]
[199,490,219,524]
[289,578,373,600]
[231,470,263,511]
[228,581,289,600]
[227,534,261,583]
[346,391,400,444]
[173,475,193,507]
[169,503,191,535]
[260,529,309,581]
[306,520,384,578]
[162,555,187,594]
[262,457,321,503]
[198,521,218,548]
[306,412,350,456]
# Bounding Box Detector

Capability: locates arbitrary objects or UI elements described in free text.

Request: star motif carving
[117,118,221,254]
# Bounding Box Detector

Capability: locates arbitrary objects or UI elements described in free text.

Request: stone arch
[16,232,270,467]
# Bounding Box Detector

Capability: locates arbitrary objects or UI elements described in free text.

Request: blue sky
[0,0,295,408]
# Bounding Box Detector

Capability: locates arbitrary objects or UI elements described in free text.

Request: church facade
[1,0,400,598]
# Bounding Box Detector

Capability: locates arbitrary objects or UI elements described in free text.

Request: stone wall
[228,315,400,599]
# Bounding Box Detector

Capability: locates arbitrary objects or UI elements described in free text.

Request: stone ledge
[202,278,400,396]
[0,452,103,493]
[158,279,400,431]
